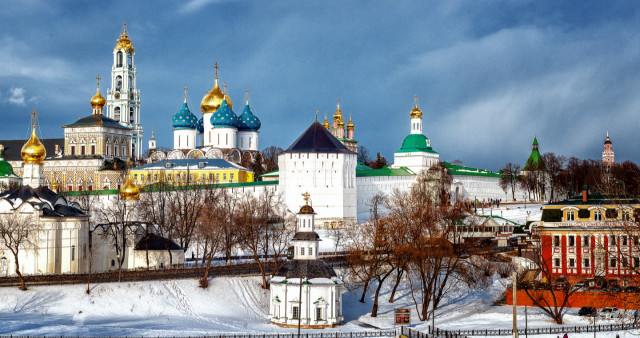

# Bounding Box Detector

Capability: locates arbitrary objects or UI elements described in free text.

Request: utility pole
[513,271,518,338]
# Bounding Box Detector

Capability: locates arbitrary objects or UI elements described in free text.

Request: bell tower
[106,22,143,159]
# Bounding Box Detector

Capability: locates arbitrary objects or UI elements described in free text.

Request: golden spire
[299,192,314,214]
[410,94,423,119]
[200,62,225,113]
[322,111,330,130]
[90,74,106,110]
[21,108,46,165]
[120,175,140,200]
[333,98,343,123]
[245,88,249,105]
[346,112,355,130]
[223,81,233,109]
[115,22,134,52]
[184,85,188,103]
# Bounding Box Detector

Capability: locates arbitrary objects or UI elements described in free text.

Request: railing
[448,322,640,336]
[0,329,397,338]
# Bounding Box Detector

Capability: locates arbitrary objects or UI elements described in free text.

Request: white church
[269,193,344,328]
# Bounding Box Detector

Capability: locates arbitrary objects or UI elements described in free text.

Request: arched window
[116,76,122,91]
[129,106,134,122]
[128,76,133,90]
[114,107,121,121]
[127,53,132,66]
[116,52,123,67]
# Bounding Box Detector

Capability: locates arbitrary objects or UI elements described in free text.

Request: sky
[0,0,639,171]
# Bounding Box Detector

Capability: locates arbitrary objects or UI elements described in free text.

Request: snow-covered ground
[476,203,543,225]
[0,272,637,337]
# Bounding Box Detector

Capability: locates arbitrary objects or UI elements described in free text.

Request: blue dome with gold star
[237,103,261,131]
[172,102,198,130]
[210,99,237,128]
[197,117,204,133]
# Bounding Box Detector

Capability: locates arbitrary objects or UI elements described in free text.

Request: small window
[611,258,617,268]
[568,236,575,247]
[71,245,76,261]
[583,236,590,247]
[309,247,313,256]
[584,258,590,268]
[316,307,322,321]
[569,258,575,268]
[623,210,631,221]
[623,236,628,246]
[111,259,115,267]
[634,257,639,268]
[594,210,603,221]
[70,146,75,155]
[553,236,560,247]
[91,145,95,155]
[292,306,299,319]
[610,236,617,246]
[554,258,561,267]
[566,211,575,221]
[300,247,305,256]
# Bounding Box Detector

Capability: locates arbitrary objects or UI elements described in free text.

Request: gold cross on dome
[302,192,310,205]
[30,108,38,127]
[122,22,127,33]
[96,74,101,88]
[214,62,219,78]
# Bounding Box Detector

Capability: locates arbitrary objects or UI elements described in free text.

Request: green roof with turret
[524,136,545,171]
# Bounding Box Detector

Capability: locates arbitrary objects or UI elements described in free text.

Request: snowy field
[476,203,543,225]
[0,272,638,337]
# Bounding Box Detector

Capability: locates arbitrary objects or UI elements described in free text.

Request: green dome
[395,134,438,154]
[0,153,16,178]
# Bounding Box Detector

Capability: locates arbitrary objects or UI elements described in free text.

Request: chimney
[582,185,588,202]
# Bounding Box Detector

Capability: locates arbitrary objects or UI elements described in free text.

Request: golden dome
[299,204,315,214]
[322,112,330,130]
[410,95,423,119]
[21,116,46,165]
[114,23,134,52]
[333,98,344,123]
[201,79,225,113]
[120,176,140,200]
[346,113,354,130]
[90,87,106,109]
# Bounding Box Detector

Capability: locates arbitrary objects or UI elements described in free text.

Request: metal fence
[446,322,640,336]
[0,329,398,338]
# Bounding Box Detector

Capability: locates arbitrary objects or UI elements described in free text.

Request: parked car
[625,286,640,293]
[599,307,621,319]
[578,306,597,316]
[572,280,587,291]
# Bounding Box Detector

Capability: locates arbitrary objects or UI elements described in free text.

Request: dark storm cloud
[0,1,638,171]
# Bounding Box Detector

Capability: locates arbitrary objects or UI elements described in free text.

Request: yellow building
[130,159,254,185]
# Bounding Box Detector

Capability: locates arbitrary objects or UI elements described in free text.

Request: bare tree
[261,146,283,173]
[520,235,577,324]
[0,212,37,290]
[499,162,521,201]
[93,194,137,282]
[347,193,395,317]
[542,152,567,201]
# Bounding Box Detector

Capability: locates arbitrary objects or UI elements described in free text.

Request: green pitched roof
[443,161,502,178]
[524,137,545,171]
[395,134,438,154]
[356,166,415,177]
[356,161,372,171]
